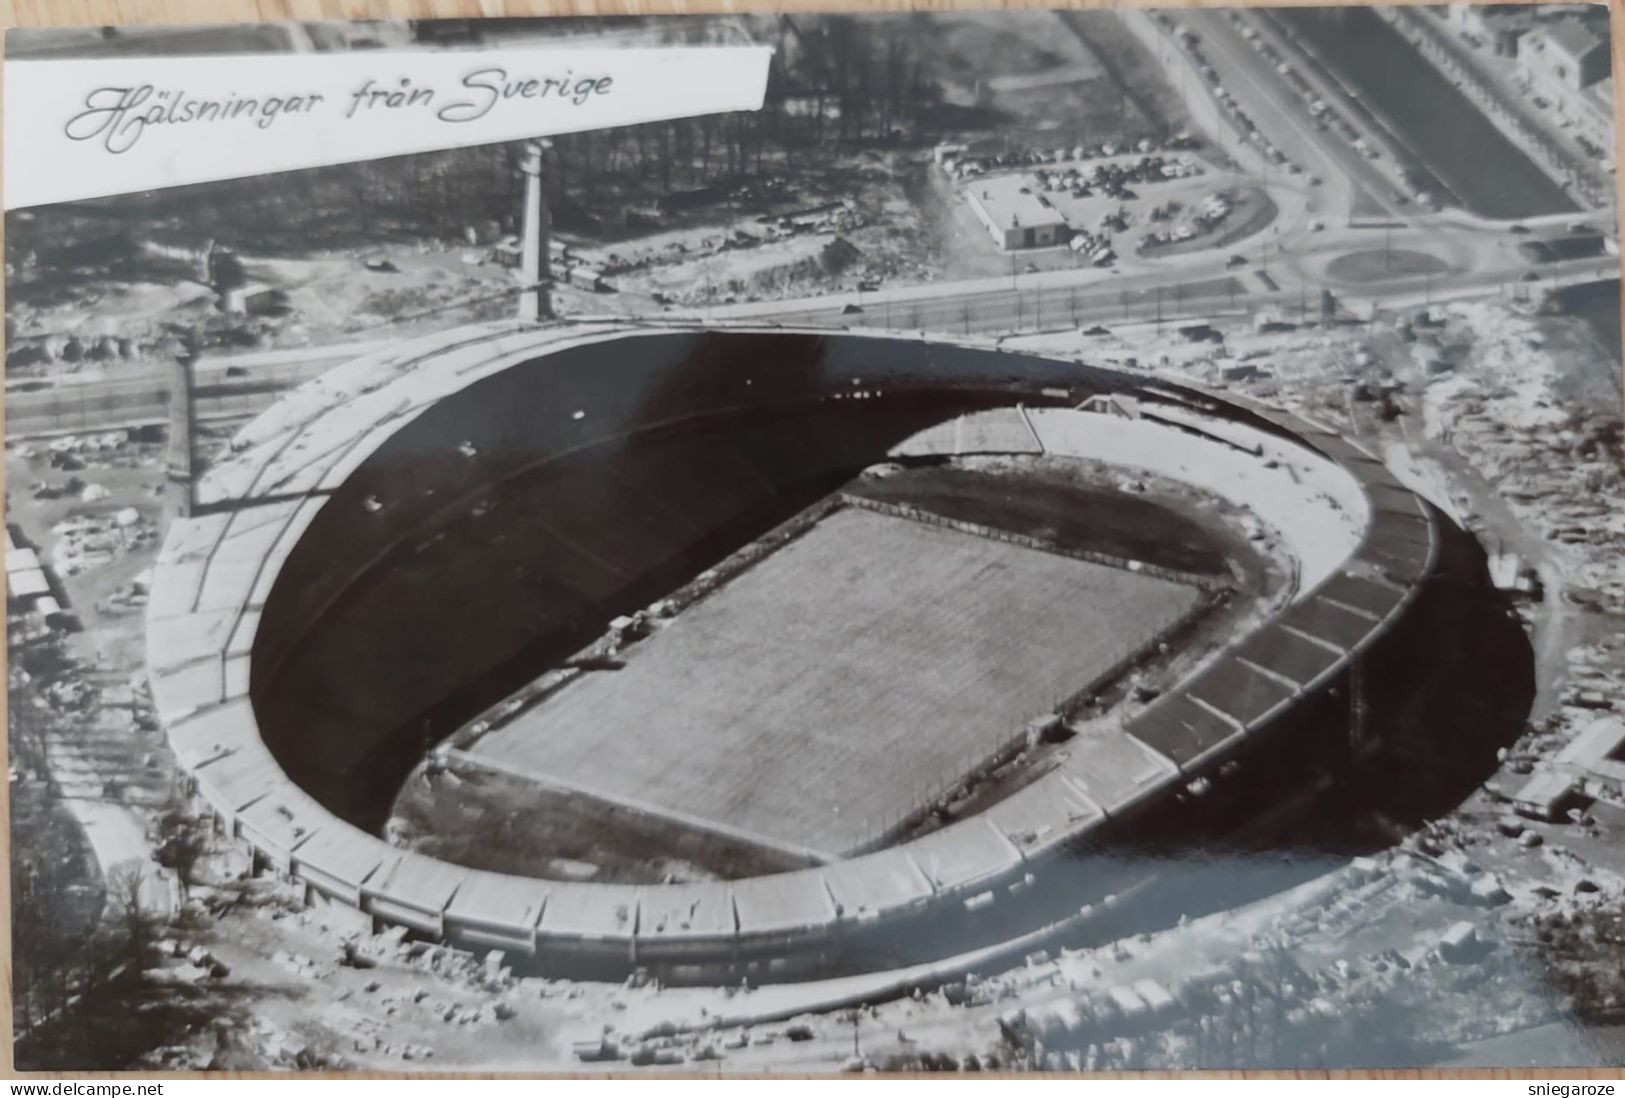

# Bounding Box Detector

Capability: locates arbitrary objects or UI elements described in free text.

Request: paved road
[3,278,1253,436]
[6,247,1610,439]
[1341,336,1585,727]
[1410,439,1581,723]
[6,340,387,437]
[1179,8,1396,223]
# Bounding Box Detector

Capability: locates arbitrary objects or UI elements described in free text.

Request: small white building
[1521,17,1610,97]
[1438,920,1481,963]
[1076,393,1142,419]
[220,282,288,316]
[1511,769,1579,821]
[1518,17,1614,159]
[1556,717,1625,803]
[964,175,1071,251]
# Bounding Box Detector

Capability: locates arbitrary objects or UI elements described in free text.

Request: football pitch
[469,507,1201,857]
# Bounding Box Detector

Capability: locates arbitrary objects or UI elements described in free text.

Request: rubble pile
[1421,304,1625,611]
[50,510,156,577]
[98,574,152,615]
[1565,638,1625,719]
[26,431,160,473]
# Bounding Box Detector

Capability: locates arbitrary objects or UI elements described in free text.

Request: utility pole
[517,138,556,323]
[841,1008,863,1060]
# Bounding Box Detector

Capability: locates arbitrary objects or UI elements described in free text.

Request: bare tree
[155,806,209,899]
[106,864,155,976]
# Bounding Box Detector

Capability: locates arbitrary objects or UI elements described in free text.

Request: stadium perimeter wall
[146,323,1442,983]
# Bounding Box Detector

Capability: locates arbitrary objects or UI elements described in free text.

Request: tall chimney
[518,138,556,323]
[165,335,200,518]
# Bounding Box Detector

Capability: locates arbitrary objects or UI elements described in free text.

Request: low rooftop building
[1511,769,1580,821]
[1521,16,1610,96]
[1556,716,1625,803]
[964,175,1070,251]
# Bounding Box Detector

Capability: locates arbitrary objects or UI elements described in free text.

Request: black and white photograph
[5,2,1624,1074]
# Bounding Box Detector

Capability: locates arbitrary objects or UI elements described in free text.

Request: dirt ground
[392,761,813,885]
[592,152,945,305]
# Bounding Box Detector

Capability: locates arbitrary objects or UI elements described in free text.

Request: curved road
[6,241,1611,439]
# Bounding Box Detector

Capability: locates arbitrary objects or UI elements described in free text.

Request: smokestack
[518,138,556,323]
[165,333,200,518]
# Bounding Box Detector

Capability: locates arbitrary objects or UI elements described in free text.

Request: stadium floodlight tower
[517,138,558,323]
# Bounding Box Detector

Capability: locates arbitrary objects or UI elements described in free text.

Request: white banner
[3,45,774,208]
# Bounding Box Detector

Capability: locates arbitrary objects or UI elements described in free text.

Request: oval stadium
[145,322,1476,986]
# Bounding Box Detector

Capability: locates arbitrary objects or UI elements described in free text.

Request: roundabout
[1325,247,1452,285]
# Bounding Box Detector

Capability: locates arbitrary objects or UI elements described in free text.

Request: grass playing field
[468,506,1201,857]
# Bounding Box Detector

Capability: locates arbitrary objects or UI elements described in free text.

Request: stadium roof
[142,321,1441,976]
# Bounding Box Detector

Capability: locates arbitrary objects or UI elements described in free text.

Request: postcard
[6,4,1623,1074]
